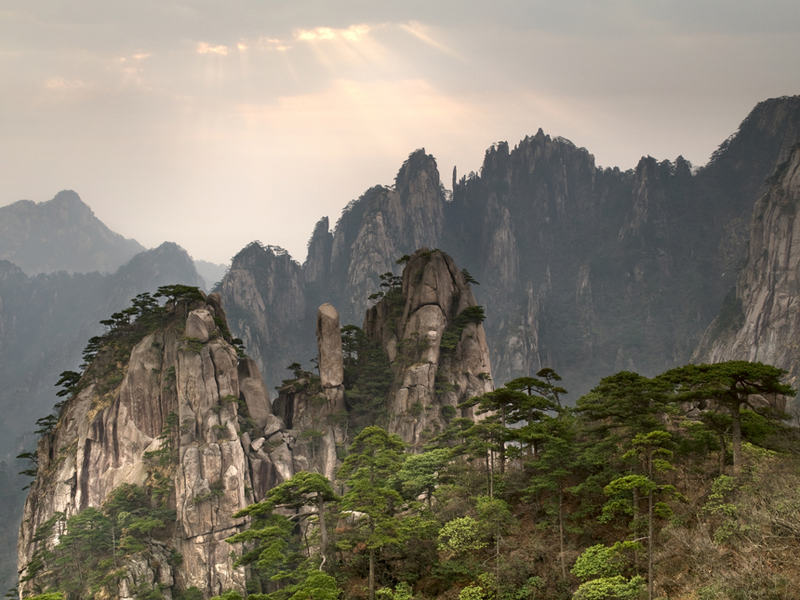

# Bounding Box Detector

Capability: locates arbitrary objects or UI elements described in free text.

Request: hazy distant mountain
[194,258,229,290]
[0,242,203,460]
[0,190,146,275]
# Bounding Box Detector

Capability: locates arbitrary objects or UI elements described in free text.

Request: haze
[1,0,798,265]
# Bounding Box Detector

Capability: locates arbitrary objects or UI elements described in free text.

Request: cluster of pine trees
[216,361,799,600]
[17,284,800,600]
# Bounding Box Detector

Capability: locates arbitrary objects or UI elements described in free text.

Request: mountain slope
[0,190,146,275]
[694,144,800,386]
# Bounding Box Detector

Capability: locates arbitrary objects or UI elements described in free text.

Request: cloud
[197,42,228,55]
[44,77,89,91]
[294,24,371,43]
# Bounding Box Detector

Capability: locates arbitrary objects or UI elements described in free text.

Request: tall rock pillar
[316,303,347,480]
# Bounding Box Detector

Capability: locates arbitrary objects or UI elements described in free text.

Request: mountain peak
[0,191,145,275]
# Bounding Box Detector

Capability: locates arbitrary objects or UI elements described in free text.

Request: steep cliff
[363,248,493,450]
[219,242,310,399]
[271,304,348,481]
[694,144,800,386]
[326,150,446,325]
[17,292,259,597]
[17,288,397,598]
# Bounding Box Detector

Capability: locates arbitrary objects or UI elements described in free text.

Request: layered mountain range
[4,93,800,596]
[220,96,800,396]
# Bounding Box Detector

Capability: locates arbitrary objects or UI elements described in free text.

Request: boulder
[238,357,271,427]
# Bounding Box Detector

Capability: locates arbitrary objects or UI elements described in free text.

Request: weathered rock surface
[694,144,800,386]
[238,357,272,428]
[317,303,345,388]
[0,242,204,460]
[364,248,493,450]
[17,296,268,598]
[219,242,311,400]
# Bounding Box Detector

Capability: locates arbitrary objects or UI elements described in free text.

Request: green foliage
[659,361,796,475]
[572,576,645,600]
[342,325,393,432]
[209,592,244,600]
[461,269,480,285]
[228,472,339,600]
[702,475,742,543]
[174,587,204,600]
[376,582,412,600]
[441,306,486,352]
[572,543,640,580]
[395,448,451,504]
[181,336,205,354]
[368,271,403,302]
[154,284,204,305]
[437,517,487,555]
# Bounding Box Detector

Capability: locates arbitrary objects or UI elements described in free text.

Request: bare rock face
[16,296,278,599]
[694,144,800,387]
[271,304,347,481]
[317,303,344,388]
[364,248,493,450]
[329,150,446,325]
[238,357,272,428]
[219,242,309,397]
[304,217,333,286]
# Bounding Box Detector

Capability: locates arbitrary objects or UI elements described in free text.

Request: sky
[1,1,799,266]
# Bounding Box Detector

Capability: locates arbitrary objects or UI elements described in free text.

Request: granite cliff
[217,96,800,397]
[17,293,262,598]
[363,248,492,449]
[694,144,800,386]
[0,243,205,460]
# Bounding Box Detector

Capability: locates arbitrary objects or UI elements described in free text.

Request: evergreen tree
[659,361,795,476]
[337,427,406,600]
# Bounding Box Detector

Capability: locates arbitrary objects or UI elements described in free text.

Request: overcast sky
[1,1,798,266]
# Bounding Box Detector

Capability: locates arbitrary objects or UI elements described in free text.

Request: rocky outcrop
[333,151,446,324]
[17,295,255,597]
[304,217,333,287]
[206,96,800,399]
[364,248,493,450]
[694,145,800,386]
[0,242,204,461]
[270,304,347,482]
[219,242,310,397]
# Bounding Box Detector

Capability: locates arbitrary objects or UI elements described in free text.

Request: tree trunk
[648,488,654,600]
[558,477,566,579]
[317,495,328,569]
[499,410,506,475]
[647,447,654,600]
[732,404,743,477]
[369,547,375,600]
[486,452,492,497]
